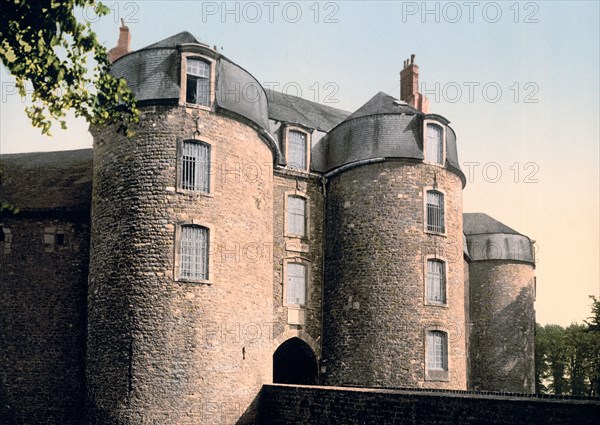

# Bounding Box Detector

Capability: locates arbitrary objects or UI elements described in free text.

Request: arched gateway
[273,337,318,385]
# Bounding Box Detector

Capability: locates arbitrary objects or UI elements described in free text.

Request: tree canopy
[0,0,138,135]
[536,297,600,397]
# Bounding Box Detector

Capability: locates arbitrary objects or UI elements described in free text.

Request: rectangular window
[427,331,448,370]
[287,196,306,237]
[182,141,210,193]
[288,130,307,170]
[287,263,306,306]
[426,191,445,233]
[427,260,446,304]
[180,225,209,280]
[186,58,211,106]
[426,123,443,164]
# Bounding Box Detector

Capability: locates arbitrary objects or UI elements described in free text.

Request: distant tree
[564,324,591,396]
[584,296,600,396]
[535,322,550,394]
[585,296,600,333]
[535,297,600,397]
[0,0,138,136]
[543,324,568,394]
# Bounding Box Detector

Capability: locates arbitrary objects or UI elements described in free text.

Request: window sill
[177,188,214,198]
[424,230,447,237]
[182,102,214,112]
[424,301,449,308]
[425,370,450,381]
[284,233,310,241]
[424,161,446,168]
[175,278,212,285]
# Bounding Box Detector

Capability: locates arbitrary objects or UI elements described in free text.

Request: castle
[0,29,538,424]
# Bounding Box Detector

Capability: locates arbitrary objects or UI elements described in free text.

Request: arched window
[186,58,211,106]
[425,123,444,164]
[180,225,209,280]
[182,140,211,193]
[287,195,306,237]
[426,259,446,304]
[426,190,445,234]
[427,330,448,371]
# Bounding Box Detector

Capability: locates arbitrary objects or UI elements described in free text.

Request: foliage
[0,0,139,136]
[535,297,600,397]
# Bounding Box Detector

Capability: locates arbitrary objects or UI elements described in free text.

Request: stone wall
[469,261,536,393]
[0,212,89,425]
[88,105,275,424]
[271,170,324,359]
[255,384,600,425]
[322,161,467,389]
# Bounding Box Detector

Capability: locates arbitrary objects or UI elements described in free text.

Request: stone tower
[87,32,277,423]
[320,59,468,389]
[464,213,536,393]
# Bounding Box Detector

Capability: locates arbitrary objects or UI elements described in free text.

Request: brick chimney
[400,54,429,113]
[108,19,131,63]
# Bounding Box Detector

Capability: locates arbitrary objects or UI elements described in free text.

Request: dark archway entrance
[273,337,318,385]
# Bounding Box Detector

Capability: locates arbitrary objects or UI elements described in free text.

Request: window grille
[186,59,211,106]
[287,196,306,236]
[182,141,210,192]
[427,331,448,370]
[180,225,209,280]
[288,131,307,170]
[287,263,306,306]
[427,259,446,304]
[426,191,445,233]
[426,123,443,164]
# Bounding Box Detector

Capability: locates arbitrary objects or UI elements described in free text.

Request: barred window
[427,331,448,370]
[286,263,306,306]
[287,196,306,237]
[186,58,211,106]
[182,141,210,193]
[426,190,445,233]
[288,130,307,170]
[426,123,443,164]
[426,259,446,304]
[180,225,209,280]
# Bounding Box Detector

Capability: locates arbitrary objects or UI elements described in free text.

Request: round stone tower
[464,213,536,393]
[320,90,468,390]
[87,32,278,424]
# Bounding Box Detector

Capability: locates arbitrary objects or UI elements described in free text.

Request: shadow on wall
[0,383,16,425]
[471,286,535,392]
[236,388,263,425]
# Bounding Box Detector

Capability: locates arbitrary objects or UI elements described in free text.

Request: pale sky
[0,1,598,326]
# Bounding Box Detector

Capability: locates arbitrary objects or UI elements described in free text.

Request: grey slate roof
[463,213,522,236]
[140,31,205,50]
[317,92,464,183]
[267,90,350,132]
[342,91,421,122]
[0,149,92,211]
[463,213,534,264]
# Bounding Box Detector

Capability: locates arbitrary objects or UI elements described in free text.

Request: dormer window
[186,58,211,106]
[286,129,310,171]
[425,122,444,165]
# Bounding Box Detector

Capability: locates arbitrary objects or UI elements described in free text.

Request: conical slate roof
[342,91,421,123]
[463,213,523,236]
[142,31,206,50]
